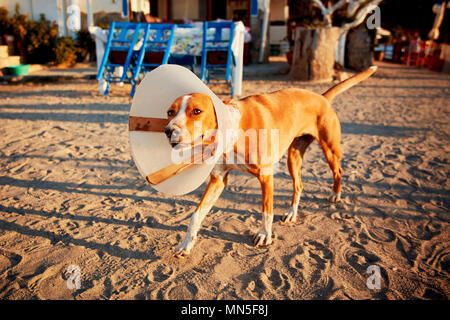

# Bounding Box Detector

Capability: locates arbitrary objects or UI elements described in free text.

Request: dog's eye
[192,108,202,115]
[167,110,175,117]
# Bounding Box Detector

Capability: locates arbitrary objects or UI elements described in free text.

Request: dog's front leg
[174,168,229,257]
[253,172,274,246]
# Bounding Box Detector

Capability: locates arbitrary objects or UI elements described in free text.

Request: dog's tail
[322,66,377,103]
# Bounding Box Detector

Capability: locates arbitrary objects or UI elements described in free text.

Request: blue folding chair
[168,24,196,71]
[97,22,143,96]
[131,23,176,96]
[200,21,235,95]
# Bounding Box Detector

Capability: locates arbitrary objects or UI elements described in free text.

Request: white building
[0,0,125,36]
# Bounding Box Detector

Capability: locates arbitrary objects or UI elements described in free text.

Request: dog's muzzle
[165,126,185,148]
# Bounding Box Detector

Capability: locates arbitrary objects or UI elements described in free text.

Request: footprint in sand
[303,240,334,284]
[0,248,22,276]
[283,240,334,288]
[147,264,174,283]
[329,211,353,222]
[366,227,396,243]
[283,247,305,279]
[405,154,423,166]
[343,242,380,274]
[416,237,449,277]
[158,282,198,299]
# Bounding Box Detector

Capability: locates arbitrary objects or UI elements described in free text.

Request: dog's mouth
[170,134,205,150]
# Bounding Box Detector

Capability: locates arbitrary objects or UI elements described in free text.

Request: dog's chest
[211,163,253,177]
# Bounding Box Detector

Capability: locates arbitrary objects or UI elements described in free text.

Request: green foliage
[10,4,29,41]
[25,14,59,63]
[0,5,81,65]
[0,7,12,41]
[75,29,95,62]
[54,37,77,65]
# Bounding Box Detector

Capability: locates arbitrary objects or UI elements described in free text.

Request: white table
[89,22,245,97]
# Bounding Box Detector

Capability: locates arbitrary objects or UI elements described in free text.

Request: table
[90,22,245,97]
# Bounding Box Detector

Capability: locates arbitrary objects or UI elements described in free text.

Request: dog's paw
[329,192,341,203]
[173,239,194,258]
[253,231,273,247]
[281,207,297,224]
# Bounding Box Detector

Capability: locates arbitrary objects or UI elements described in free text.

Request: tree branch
[342,0,383,32]
[347,0,366,17]
[312,0,349,27]
[329,0,349,14]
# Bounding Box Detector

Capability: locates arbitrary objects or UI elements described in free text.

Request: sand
[0,61,448,300]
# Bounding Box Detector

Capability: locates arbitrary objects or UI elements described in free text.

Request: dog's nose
[165,127,172,139]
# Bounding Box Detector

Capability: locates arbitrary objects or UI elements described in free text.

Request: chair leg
[200,55,207,81]
[104,67,114,96]
[130,81,136,97]
[104,82,111,96]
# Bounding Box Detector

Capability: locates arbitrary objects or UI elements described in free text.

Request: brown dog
[163,66,377,257]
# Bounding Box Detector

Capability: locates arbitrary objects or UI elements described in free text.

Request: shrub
[0,7,12,44]
[10,5,28,38]
[75,29,95,62]
[54,37,77,65]
[24,14,58,63]
[0,5,91,65]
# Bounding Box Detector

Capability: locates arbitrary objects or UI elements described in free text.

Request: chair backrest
[132,23,175,78]
[110,22,143,50]
[200,21,235,82]
[203,21,235,51]
[97,22,142,80]
[142,23,175,52]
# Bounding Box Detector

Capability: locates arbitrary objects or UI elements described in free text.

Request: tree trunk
[250,10,270,64]
[335,30,348,67]
[289,27,340,82]
[346,26,373,71]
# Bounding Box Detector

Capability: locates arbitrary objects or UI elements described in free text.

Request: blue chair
[200,21,235,95]
[131,23,176,96]
[169,24,196,71]
[97,22,143,96]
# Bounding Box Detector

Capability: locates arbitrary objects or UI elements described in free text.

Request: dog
[164,66,377,257]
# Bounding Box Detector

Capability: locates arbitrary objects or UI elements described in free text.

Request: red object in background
[428,49,445,72]
[405,40,422,66]
[244,43,249,65]
[286,51,293,65]
[404,40,444,72]
[405,40,434,68]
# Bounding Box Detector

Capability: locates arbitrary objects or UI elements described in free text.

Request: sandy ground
[0,61,448,300]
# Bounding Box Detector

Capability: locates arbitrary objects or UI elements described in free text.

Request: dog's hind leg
[316,111,343,203]
[281,135,314,224]
[174,166,229,257]
[318,137,343,203]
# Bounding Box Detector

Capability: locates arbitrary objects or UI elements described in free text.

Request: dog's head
[165,93,218,149]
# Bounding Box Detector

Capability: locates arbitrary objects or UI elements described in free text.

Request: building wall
[1,0,33,16]
[1,0,123,22]
[171,0,200,20]
[157,0,167,20]
[270,0,288,22]
[90,0,122,14]
[1,0,59,22]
